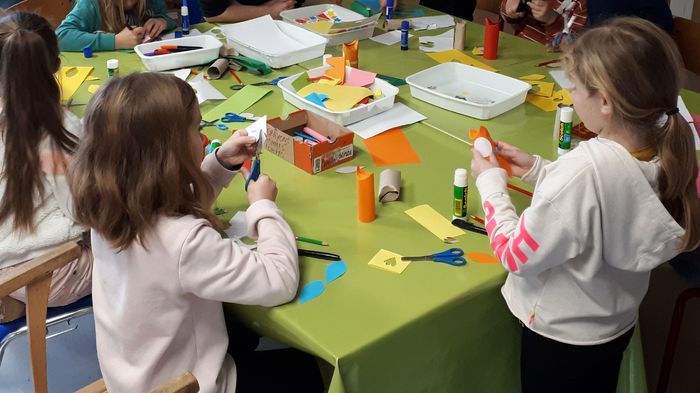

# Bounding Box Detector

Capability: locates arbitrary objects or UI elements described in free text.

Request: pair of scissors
[200,118,229,131]
[229,76,288,90]
[221,112,248,123]
[401,248,467,266]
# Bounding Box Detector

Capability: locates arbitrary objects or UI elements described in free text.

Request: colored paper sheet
[357,168,376,222]
[405,204,465,241]
[678,96,700,150]
[472,47,484,56]
[344,68,376,87]
[526,94,559,112]
[363,127,421,166]
[325,56,346,82]
[57,66,93,101]
[466,251,499,264]
[207,84,271,117]
[529,81,555,97]
[520,74,545,81]
[297,83,373,111]
[87,84,101,94]
[426,50,497,72]
[305,92,328,108]
[347,103,426,139]
[306,20,333,34]
[292,74,312,92]
[85,76,100,81]
[368,249,410,274]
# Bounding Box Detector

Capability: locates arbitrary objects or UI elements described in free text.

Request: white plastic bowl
[278,65,399,126]
[280,4,377,46]
[405,62,531,119]
[134,35,222,71]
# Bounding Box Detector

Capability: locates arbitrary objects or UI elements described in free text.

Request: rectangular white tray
[280,4,377,46]
[134,35,223,71]
[405,62,531,119]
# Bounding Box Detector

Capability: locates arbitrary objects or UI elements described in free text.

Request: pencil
[296,236,329,246]
[229,69,243,84]
[470,215,485,225]
[507,183,534,197]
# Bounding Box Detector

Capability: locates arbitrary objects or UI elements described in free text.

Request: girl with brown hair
[0,12,92,322]
[56,0,176,51]
[470,17,699,393]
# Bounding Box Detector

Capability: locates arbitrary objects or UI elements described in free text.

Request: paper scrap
[297,83,373,111]
[678,96,700,150]
[520,74,545,81]
[419,29,454,53]
[325,56,346,82]
[335,166,364,174]
[411,14,455,30]
[220,15,305,54]
[529,81,555,97]
[526,94,559,112]
[245,116,267,153]
[87,84,101,94]
[224,211,257,250]
[188,73,226,104]
[368,249,410,274]
[164,68,191,81]
[347,102,426,139]
[206,85,271,118]
[472,47,484,56]
[57,66,93,101]
[426,50,497,72]
[305,92,328,108]
[85,76,100,81]
[370,30,412,46]
[549,70,573,89]
[363,127,421,166]
[344,67,376,87]
[405,204,465,240]
[292,73,312,92]
[306,20,334,34]
[466,251,500,264]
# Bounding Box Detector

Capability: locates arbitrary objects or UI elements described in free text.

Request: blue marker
[400,20,409,51]
[181,2,190,35]
[386,2,394,19]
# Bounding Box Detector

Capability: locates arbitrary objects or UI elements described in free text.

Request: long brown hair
[69,72,219,250]
[0,12,77,234]
[99,0,146,32]
[563,17,700,252]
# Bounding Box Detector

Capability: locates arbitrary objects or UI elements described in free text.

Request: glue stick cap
[560,106,574,122]
[175,31,183,38]
[107,59,119,69]
[454,168,468,187]
[83,47,93,58]
[401,20,410,29]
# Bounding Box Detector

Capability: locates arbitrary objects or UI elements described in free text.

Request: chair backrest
[672,16,700,76]
[0,241,82,393]
[77,371,200,393]
[6,0,71,29]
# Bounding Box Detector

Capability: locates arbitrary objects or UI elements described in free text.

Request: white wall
[670,0,695,18]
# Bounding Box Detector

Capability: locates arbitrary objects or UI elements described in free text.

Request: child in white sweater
[69,72,305,393]
[471,17,699,393]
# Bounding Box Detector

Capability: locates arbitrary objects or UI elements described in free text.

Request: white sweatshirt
[92,153,299,393]
[475,137,685,345]
[0,111,85,268]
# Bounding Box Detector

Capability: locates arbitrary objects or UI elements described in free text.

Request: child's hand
[503,0,526,19]
[115,26,144,49]
[216,130,257,168]
[495,141,536,177]
[527,0,558,25]
[471,148,500,180]
[265,0,295,18]
[143,18,167,40]
[242,168,278,204]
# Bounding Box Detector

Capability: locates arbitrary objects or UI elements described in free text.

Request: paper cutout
[188,73,226,104]
[529,81,555,97]
[291,74,312,92]
[325,56,346,82]
[305,92,328,108]
[526,94,559,112]
[466,251,499,264]
[165,68,192,81]
[419,29,455,53]
[405,205,465,241]
[57,66,93,101]
[344,68,376,87]
[411,15,455,30]
[483,18,499,60]
[469,125,513,176]
[306,20,334,34]
[357,168,376,222]
[87,84,101,94]
[245,116,267,153]
[426,50,497,72]
[317,77,342,86]
[85,76,100,81]
[325,260,347,282]
[364,127,421,166]
[347,103,426,139]
[223,211,257,250]
[370,30,412,46]
[335,166,364,174]
[297,83,373,111]
[549,70,573,89]
[368,249,409,274]
[520,74,545,81]
[472,47,484,56]
[298,281,325,304]
[207,85,271,116]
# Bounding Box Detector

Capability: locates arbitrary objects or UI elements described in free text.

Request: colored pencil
[296,236,329,246]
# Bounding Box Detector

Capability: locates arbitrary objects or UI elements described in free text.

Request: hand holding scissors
[401,248,467,266]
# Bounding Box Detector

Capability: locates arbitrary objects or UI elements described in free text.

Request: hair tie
[666,107,679,115]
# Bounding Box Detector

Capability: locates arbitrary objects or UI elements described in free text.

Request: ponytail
[0,12,76,233]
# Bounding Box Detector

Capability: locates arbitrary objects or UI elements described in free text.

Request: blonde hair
[69,73,219,250]
[563,17,700,252]
[99,0,146,32]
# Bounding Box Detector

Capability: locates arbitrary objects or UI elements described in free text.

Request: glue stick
[181,3,190,35]
[557,106,574,156]
[400,21,409,51]
[107,59,119,78]
[453,168,468,221]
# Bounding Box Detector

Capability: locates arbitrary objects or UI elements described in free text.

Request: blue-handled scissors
[221,112,248,123]
[401,248,467,266]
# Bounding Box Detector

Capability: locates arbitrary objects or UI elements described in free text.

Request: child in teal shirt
[56,0,176,51]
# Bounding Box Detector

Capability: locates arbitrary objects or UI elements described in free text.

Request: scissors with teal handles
[221,112,248,123]
[401,248,467,266]
[200,118,229,131]
[229,76,288,90]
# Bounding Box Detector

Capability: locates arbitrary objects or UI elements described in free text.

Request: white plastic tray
[220,17,328,69]
[405,62,531,120]
[278,65,399,126]
[280,4,377,46]
[134,35,222,71]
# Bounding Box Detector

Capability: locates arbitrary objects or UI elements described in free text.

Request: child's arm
[56,0,116,52]
[147,0,177,32]
[200,152,238,206]
[500,0,527,23]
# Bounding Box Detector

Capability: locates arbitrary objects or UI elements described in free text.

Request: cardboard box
[266,110,355,174]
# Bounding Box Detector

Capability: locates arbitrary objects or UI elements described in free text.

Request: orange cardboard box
[266,110,355,174]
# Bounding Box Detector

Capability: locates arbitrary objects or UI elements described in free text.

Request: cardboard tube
[453,20,466,51]
[357,168,376,222]
[343,40,359,68]
[483,18,499,60]
[384,19,411,31]
[378,169,401,202]
[207,58,229,80]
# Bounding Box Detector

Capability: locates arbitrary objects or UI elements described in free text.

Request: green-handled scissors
[229,76,288,90]
[401,248,467,266]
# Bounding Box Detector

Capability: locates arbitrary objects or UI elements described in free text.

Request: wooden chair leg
[25,273,52,393]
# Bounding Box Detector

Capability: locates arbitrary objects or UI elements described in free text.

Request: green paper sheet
[204,85,271,120]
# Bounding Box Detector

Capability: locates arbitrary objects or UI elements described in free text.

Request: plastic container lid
[107,59,119,69]
[181,6,189,16]
[560,106,574,122]
[454,168,468,187]
[401,20,410,29]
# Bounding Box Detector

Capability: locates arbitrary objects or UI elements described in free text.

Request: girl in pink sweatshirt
[68,72,304,393]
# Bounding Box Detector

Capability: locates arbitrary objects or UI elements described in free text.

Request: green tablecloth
[60,10,700,393]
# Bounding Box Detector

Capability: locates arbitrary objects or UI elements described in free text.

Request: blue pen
[181,1,190,35]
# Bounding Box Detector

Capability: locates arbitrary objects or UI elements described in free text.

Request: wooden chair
[0,241,200,393]
[672,16,700,76]
[6,0,71,29]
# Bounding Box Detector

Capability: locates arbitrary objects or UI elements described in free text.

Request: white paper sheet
[347,102,427,139]
[549,70,573,89]
[163,68,191,81]
[188,73,226,104]
[220,15,305,55]
[369,30,413,46]
[160,28,202,40]
[678,96,700,150]
[245,116,267,154]
[419,29,454,52]
[411,15,455,30]
[224,212,257,249]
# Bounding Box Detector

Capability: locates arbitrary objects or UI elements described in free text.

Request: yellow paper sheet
[405,204,465,241]
[87,84,101,94]
[559,88,573,105]
[526,94,559,112]
[86,76,100,81]
[426,50,497,72]
[472,47,484,56]
[519,74,545,81]
[529,81,555,97]
[297,83,373,111]
[368,249,410,274]
[306,20,333,34]
[57,66,94,101]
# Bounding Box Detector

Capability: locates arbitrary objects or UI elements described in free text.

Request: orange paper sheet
[466,251,500,264]
[363,128,421,167]
[357,168,376,222]
[326,56,346,82]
